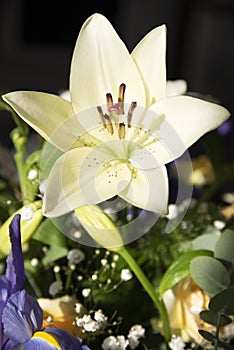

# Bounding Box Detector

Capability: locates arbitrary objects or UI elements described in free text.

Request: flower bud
[0,200,43,258]
[74,205,124,251]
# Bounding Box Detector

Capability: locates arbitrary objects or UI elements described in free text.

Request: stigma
[97,84,137,139]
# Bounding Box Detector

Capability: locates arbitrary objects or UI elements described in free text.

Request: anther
[106,93,113,109]
[127,101,137,128]
[118,123,125,139]
[118,83,126,114]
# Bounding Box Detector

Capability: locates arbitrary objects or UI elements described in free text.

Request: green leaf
[209,288,234,315]
[33,219,67,248]
[42,245,68,265]
[198,329,218,343]
[192,227,220,252]
[25,150,41,172]
[200,310,232,327]
[158,250,212,296]
[199,330,234,349]
[215,229,234,264]
[190,256,230,296]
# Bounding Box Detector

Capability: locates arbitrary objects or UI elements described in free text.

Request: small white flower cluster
[102,335,128,350]
[120,269,132,282]
[169,335,186,350]
[102,324,145,350]
[76,309,107,333]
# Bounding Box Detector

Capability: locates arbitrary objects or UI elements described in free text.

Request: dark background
[0,0,233,148]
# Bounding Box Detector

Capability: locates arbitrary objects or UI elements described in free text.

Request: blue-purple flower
[0,214,89,350]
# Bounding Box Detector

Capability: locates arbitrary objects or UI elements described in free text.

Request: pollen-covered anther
[127,101,137,128]
[118,83,126,114]
[118,122,126,139]
[106,92,113,109]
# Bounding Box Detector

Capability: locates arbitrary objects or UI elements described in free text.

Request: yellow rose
[38,295,82,337]
[162,277,213,343]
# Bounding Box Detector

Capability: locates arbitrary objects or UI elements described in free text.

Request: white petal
[43,147,132,217]
[131,24,166,106]
[2,91,102,151]
[166,79,187,97]
[119,165,168,214]
[148,95,230,164]
[70,13,145,113]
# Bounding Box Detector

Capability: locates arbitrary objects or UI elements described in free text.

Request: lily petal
[43,147,132,217]
[148,95,231,165]
[6,214,25,294]
[70,13,145,113]
[166,79,187,97]
[2,92,79,151]
[119,165,168,214]
[131,24,166,106]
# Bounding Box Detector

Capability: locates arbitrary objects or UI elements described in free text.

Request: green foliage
[200,310,232,327]
[214,229,234,265]
[33,218,68,248]
[190,256,230,296]
[209,288,234,315]
[159,250,212,296]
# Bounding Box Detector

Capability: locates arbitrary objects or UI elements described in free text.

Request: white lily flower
[2,14,230,218]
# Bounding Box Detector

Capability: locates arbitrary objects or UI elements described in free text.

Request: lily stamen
[106,92,113,109]
[127,101,137,128]
[104,113,114,135]
[118,83,126,114]
[97,106,106,128]
[118,122,126,139]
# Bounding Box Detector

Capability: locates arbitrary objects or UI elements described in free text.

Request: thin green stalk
[14,151,29,205]
[118,245,171,342]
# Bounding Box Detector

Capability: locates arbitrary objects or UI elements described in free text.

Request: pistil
[97,84,138,139]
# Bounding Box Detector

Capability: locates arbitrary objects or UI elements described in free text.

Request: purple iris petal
[23,337,59,350]
[0,277,8,346]
[45,328,89,350]
[3,337,58,350]
[6,214,25,293]
[217,119,232,136]
[2,290,43,344]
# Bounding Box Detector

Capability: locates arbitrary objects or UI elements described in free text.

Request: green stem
[65,266,73,292]
[14,151,29,205]
[118,245,171,342]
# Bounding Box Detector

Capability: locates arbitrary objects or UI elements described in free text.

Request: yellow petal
[131,24,167,106]
[119,165,168,214]
[70,13,145,113]
[38,295,78,335]
[43,147,132,217]
[32,332,61,349]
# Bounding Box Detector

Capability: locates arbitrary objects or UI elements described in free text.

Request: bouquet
[0,13,233,350]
